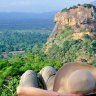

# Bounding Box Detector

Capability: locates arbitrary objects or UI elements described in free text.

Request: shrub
[82,34,90,40]
[61,8,68,12]
[83,4,92,8]
[72,6,78,9]
[78,4,81,6]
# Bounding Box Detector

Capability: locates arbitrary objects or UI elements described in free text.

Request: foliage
[0,49,62,96]
[82,34,90,40]
[60,26,72,38]
[61,8,69,12]
[83,4,92,8]
[48,38,96,63]
[61,4,93,13]
[61,4,80,12]
[78,4,81,6]
[47,26,96,65]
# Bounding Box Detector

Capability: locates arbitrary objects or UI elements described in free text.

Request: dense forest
[0,29,49,52]
[0,16,54,59]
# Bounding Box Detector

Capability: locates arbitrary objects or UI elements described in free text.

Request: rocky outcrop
[48,4,96,43]
[44,4,96,64]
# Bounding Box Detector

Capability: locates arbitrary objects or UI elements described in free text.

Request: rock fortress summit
[45,4,96,53]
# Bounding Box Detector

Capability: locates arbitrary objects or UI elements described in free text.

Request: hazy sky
[0,0,95,13]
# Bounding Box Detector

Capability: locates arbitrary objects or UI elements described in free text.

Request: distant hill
[0,12,56,30]
[0,12,56,20]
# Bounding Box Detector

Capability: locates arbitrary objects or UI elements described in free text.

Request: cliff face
[44,4,96,65]
[48,5,96,43]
